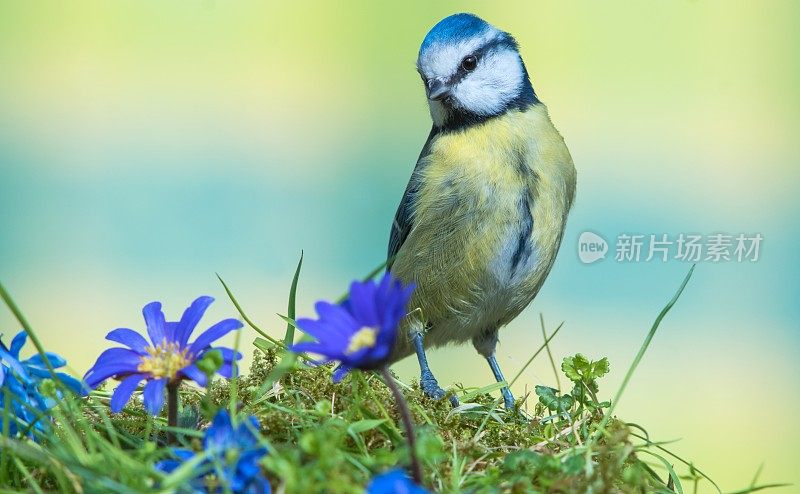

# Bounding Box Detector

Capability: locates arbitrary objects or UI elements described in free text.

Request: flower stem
[380,366,423,485]
[0,282,57,375]
[167,381,179,443]
[1,391,11,484]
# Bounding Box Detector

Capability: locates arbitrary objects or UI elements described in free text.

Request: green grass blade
[725,484,793,494]
[277,313,300,332]
[347,419,388,435]
[229,317,244,416]
[250,252,306,400]
[540,313,561,392]
[638,449,683,494]
[217,274,282,347]
[459,382,508,402]
[589,265,695,446]
[0,281,56,375]
[284,251,303,346]
[12,457,44,494]
[625,422,651,442]
[509,321,565,388]
[253,337,277,354]
[630,431,722,493]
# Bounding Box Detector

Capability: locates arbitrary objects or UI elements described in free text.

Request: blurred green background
[1,1,798,490]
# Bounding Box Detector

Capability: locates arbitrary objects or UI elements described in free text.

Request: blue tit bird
[387,13,576,408]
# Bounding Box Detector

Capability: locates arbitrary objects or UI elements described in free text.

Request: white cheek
[453,51,524,116]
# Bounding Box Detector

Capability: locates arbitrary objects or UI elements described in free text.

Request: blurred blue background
[1,1,798,489]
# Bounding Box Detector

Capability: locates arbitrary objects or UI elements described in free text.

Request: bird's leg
[473,329,515,409]
[412,332,459,407]
[486,354,515,409]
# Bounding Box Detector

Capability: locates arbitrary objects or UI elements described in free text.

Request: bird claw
[420,372,459,407]
[448,395,460,407]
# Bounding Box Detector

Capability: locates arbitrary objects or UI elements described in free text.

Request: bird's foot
[500,386,515,410]
[420,371,459,407]
[448,395,460,407]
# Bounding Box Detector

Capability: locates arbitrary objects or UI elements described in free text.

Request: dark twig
[167,381,179,444]
[380,367,423,485]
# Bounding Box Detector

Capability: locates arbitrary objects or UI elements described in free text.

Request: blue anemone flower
[84,296,243,415]
[0,370,43,437]
[290,272,414,382]
[0,331,83,437]
[157,409,270,493]
[366,469,429,494]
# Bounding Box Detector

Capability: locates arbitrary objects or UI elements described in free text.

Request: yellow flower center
[345,327,378,355]
[137,340,192,379]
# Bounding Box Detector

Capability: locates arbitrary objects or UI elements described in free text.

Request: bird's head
[417,13,537,130]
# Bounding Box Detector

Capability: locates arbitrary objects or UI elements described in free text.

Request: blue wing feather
[387,127,437,269]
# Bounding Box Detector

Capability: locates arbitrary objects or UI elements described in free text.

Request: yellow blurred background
[1,1,798,490]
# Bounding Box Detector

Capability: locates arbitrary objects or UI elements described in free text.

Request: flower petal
[216,362,238,379]
[204,409,233,450]
[9,331,27,357]
[0,346,30,383]
[367,468,428,494]
[25,352,67,369]
[332,364,352,383]
[295,318,342,342]
[84,348,142,387]
[315,302,360,337]
[188,319,242,354]
[106,328,149,354]
[142,301,167,345]
[164,322,180,342]
[155,449,195,473]
[217,347,243,362]
[179,364,208,387]
[155,459,182,474]
[110,374,144,412]
[288,341,338,359]
[236,454,262,480]
[54,372,87,395]
[174,449,196,461]
[27,366,57,379]
[174,296,214,346]
[348,281,379,327]
[142,378,166,415]
[241,415,261,437]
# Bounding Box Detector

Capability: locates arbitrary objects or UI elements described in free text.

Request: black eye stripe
[476,36,517,56]
[449,37,517,83]
[418,36,519,87]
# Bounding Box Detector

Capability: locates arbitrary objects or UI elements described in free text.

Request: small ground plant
[0,262,788,493]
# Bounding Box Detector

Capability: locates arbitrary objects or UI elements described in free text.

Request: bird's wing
[387,127,437,269]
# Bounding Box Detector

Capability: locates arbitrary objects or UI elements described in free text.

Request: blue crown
[419,13,492,55]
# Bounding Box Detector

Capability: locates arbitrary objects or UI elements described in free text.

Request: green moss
[166,348,670,493]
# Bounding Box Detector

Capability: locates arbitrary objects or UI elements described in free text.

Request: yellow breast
[391,104,575,353]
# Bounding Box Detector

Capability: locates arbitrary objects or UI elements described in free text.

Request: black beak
[426,79,451,101]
